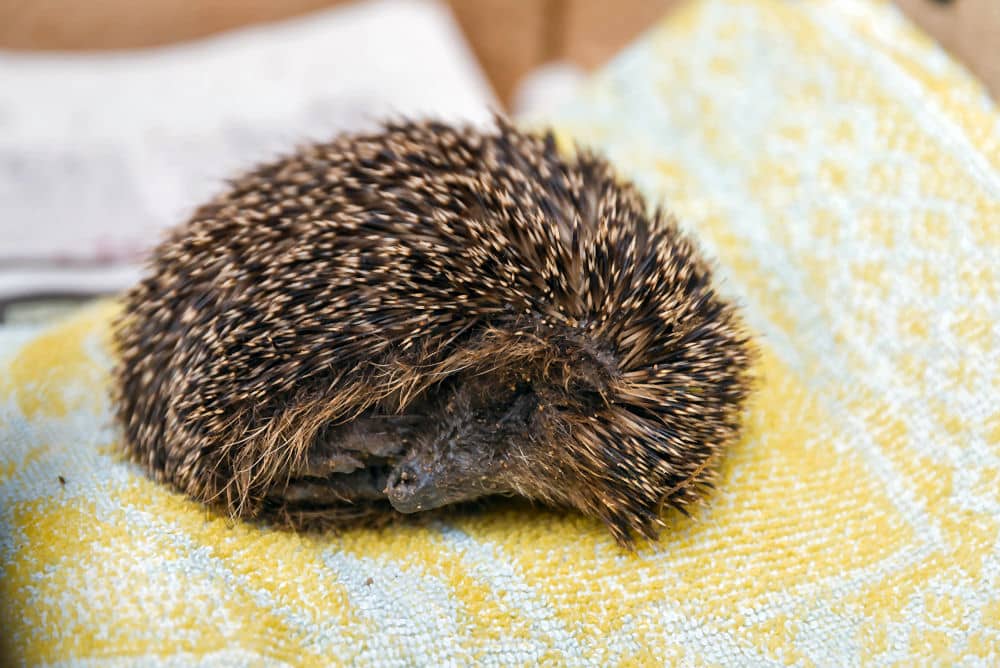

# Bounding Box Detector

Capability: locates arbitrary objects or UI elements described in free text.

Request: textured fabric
[2,1,999,665]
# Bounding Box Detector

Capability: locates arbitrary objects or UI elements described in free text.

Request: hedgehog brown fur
[113,117,753,546]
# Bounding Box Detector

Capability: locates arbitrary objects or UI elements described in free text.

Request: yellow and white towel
[2,0,998,664]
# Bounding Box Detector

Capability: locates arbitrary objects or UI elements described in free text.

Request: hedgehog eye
[566,388,604,413]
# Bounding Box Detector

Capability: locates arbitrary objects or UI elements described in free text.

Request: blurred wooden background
[0,0,996,104]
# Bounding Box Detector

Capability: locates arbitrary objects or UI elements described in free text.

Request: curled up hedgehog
[114,117,753,547]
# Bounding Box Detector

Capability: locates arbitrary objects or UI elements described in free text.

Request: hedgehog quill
[113,117,753,546]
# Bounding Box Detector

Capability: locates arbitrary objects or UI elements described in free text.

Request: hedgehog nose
[385,465,429,513]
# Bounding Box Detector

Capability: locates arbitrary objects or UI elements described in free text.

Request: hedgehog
[113,117,753,546]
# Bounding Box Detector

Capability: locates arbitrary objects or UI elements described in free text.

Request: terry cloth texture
[2,0,999,665]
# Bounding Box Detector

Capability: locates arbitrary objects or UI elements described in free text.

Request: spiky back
[114,118,752,543]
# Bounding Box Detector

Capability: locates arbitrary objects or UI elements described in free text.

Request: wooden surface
[895,0,1000,99]
[560,1,678,69]
[0,0,340,50]
[0,0,996,104]
[448,0,549,105]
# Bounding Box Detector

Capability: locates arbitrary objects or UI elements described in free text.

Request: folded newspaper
[0,0,494,319]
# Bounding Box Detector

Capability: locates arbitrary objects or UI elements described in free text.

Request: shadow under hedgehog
[113,116,754,547]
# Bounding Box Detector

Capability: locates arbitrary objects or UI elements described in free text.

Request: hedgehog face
[382,344,617,519]
[384,372,538,513]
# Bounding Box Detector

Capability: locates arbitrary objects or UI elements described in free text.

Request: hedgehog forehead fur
[114,116,754,547]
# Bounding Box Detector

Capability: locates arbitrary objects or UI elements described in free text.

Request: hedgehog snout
[382,383,538,512]
[384,463,433,513]
[383,430,503,514]
[384,454,492,513]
